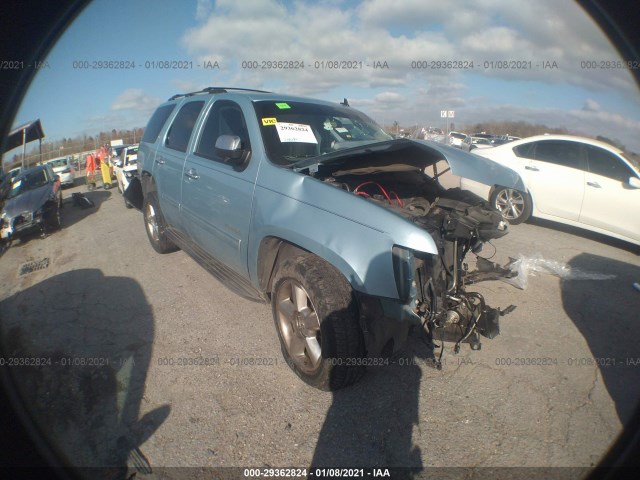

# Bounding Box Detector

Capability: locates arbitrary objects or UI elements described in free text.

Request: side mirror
[629,176,640,189]
[214,135,249,168]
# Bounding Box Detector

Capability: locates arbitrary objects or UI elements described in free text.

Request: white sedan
[460,134,640,246]
[113,144,139,208]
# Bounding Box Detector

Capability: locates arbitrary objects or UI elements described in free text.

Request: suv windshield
[254,100,392,165]
[8,169,49,199]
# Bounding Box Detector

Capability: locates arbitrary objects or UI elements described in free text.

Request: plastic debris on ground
[500,254,617,290]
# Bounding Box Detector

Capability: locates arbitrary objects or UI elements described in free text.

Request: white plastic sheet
[501,254,616,290]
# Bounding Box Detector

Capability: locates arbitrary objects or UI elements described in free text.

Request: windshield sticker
[275,102,291,109]
[12,180,22,189]
[275,123,318,144]
[335,127,348,133]
[262,117,277,126]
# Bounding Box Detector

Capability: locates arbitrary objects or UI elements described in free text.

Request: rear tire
[271,254,365,390]
[143,194,178,254]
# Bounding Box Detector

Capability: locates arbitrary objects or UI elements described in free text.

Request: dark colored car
[0,164,63,241]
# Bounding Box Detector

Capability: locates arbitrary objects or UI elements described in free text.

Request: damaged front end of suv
[291,138,524,364]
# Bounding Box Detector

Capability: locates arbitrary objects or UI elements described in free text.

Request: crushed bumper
[355,292,422,358]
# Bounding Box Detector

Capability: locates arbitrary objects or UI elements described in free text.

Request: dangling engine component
[319,169,517,367]
[411,189,516,366]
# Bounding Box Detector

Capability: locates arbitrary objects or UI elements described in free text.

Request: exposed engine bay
[315,163,516,366]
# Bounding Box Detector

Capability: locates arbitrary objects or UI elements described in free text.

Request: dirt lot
[1,175,639,478]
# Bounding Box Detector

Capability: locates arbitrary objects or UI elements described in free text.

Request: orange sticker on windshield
[262,117,277,126]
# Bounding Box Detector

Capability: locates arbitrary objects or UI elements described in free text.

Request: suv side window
[586,145,635,182]
[532,140,584,170]
[195,101,250,162]
[165,101,205,153]
[141,104,176,144]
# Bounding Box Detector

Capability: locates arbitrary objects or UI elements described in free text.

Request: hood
[2,184,51,218]
[294,138,525,191]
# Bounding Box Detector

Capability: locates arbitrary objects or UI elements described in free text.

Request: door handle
[524,165,539,171]
[587,181,601,188]
[155,157,166,165]
[185,168,200,180]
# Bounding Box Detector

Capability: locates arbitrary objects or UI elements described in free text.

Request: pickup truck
[128,87,524,390]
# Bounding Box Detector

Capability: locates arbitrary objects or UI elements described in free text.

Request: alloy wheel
[145,203,159,242]
[275,280,322,375]
[495,189,525,220]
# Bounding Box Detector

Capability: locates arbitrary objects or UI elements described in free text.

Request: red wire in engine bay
[354,181,403,207]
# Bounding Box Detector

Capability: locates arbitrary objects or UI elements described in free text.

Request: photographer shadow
[311,325,434,476]
[0,268,169,478]
[561,253,640,423]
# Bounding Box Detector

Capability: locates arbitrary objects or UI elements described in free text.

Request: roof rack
[168,87,272,101]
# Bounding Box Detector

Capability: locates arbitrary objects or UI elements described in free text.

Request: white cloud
[176,0,640,150]
[181,0,638,95]
[195,0,212,21]
[111,88,160,113]
[583,99,600,111]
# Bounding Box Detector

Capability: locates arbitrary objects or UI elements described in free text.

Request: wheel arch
[256,236,366,301]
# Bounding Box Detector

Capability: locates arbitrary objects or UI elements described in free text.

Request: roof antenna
[340,98,349,107]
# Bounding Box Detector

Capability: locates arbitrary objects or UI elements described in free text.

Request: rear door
[580,144,640,241]
[518,140,586,220]
[153,100,206,230]
[181,99,257,275]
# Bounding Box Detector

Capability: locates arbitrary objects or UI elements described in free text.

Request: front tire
[271,254,365,390]
[490,187,532,225]
[143,194,178,254]
[44,203,61,232]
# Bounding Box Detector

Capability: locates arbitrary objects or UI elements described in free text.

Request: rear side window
[513,142,536,159]
[165,101,205,153]
[586,145,635,182]
[532,140,584,170]
[141,104,176,144]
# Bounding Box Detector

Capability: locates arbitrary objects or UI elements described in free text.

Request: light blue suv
[130,87,524,390]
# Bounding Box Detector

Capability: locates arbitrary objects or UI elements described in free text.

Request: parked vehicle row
[449,132,521,151]
[461,136,493,152]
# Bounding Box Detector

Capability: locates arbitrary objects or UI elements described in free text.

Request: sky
[6,0,640,160]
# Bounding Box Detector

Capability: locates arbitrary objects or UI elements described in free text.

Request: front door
[181,100,257,276]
